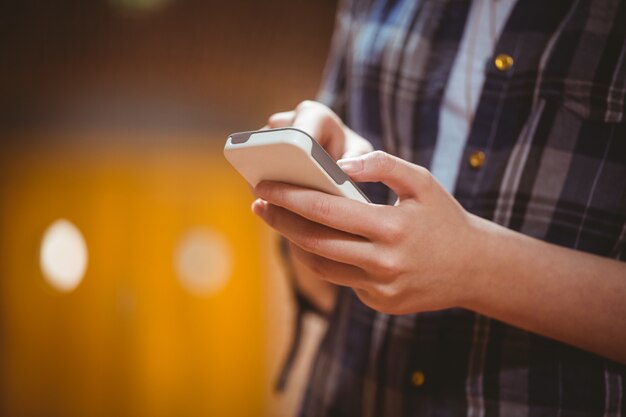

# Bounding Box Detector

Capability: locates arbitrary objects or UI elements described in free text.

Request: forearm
[464,214,626,364]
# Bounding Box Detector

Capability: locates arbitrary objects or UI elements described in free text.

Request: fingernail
[251,199,267,216]
[337,158,363,174]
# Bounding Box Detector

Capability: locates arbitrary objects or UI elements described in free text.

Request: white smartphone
[223,127,370,203]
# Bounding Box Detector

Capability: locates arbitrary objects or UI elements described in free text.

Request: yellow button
[469,150,486,169]
[411,370,425,387]
[494,53,514,71]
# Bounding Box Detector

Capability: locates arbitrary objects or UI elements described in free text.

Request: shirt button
[411,370,426,387]
[494,53,514,71]
[468,150,486,169]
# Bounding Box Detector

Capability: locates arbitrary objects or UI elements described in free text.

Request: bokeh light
[40,219,88,292]
[174,227,233,296]
[1,0,336,414]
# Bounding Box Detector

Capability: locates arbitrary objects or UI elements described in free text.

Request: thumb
[337,151,432,201]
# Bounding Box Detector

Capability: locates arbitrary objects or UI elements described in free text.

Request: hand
[252,143,626,363]
[267,100,373,160]
[252,151,483,315]
[263,100,373,313]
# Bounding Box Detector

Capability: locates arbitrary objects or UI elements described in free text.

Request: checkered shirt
[298,0,626,416]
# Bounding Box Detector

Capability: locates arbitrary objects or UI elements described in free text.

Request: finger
[292,101,345,159]
[252,199,376,267]
[254,181,384,240]
[337,151,433,201]
[288,243,368,289]
[268,111,296,128]
[341,127,375,159]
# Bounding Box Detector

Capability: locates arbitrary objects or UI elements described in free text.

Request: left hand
[252,151,484,315]
[267,100,374,160]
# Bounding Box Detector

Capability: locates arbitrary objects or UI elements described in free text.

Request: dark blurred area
[0,0,335,138]
[0,1,337,416]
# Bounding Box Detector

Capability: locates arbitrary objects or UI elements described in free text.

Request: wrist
[455,213,501,311]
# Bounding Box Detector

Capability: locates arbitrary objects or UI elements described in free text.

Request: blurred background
[0,0,337,415]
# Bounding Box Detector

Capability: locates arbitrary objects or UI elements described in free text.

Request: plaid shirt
[298,0,626,416]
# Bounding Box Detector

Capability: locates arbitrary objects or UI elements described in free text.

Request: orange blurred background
[0,1,336,416]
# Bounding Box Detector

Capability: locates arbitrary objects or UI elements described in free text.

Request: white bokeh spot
[174,227,233,296]
[40,219,88,292]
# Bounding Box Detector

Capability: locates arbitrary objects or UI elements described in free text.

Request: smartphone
[223,128,370,203]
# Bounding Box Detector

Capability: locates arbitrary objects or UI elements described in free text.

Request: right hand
[264,100,373,314]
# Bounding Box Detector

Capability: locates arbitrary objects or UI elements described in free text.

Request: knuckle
[300,230,324,253]
[373,254,401,279]
[369,150,386,161]
[354,288,380,310]
[374,284,405,312]
[311,197,333,220]
[356,287,398,314]
[370,150,396,173]
[415,166,435,192]
[382,217,404,242]
[372,282,394,300]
